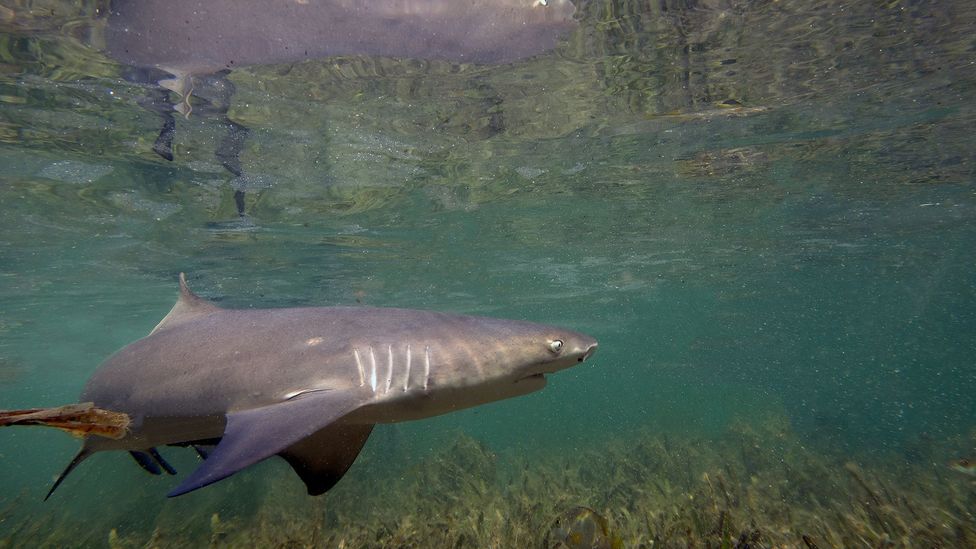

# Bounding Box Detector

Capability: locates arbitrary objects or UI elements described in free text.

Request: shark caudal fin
[45,447,94,501]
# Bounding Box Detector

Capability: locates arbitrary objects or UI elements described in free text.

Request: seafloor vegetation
[2,415,972,548]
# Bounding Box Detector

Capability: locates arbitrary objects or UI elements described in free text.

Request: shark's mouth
[520,362,558,379]
[524,356,584,378]
[515,373,548,388]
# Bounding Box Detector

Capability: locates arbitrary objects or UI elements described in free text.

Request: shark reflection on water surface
[101,0,579,215]
[106,0,578,71]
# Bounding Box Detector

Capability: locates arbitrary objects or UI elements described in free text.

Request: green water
[1,1,975,547]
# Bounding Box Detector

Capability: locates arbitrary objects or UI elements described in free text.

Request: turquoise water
[1,1,975,546]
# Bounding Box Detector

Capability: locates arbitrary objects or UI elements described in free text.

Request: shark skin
[48,274,598,498]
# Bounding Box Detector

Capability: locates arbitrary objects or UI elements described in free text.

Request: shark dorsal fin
[149,273,220,335]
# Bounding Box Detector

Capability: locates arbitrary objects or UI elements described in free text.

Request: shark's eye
[548,339,563,354]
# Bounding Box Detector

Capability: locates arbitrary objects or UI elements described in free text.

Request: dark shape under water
[545,506,622,549]
[34,273,597,499]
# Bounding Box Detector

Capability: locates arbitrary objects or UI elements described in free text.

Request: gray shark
[48,274,597,498]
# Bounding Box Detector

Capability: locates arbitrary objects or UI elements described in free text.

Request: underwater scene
[1,0,974,547]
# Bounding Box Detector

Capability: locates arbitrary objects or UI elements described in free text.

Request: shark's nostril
[579,343,598,362]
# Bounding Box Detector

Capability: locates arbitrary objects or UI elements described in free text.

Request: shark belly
[346,374,547,424]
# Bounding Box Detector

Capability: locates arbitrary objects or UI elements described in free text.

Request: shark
[44,274,597,498]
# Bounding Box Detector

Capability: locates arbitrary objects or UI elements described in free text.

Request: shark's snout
[579,341,598,362]
[519,333,598,380]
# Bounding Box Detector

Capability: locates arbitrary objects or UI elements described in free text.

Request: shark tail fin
[45,446,94,501]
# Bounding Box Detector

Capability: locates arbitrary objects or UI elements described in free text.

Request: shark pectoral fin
[279,423,375,496]
[166,391,362,497]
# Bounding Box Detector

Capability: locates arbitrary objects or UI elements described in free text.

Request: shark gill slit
[353,348,365,387]
[424,345,431,390]
[403,343,412,391]
[369,346,378,393]
[385,344,394,394]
